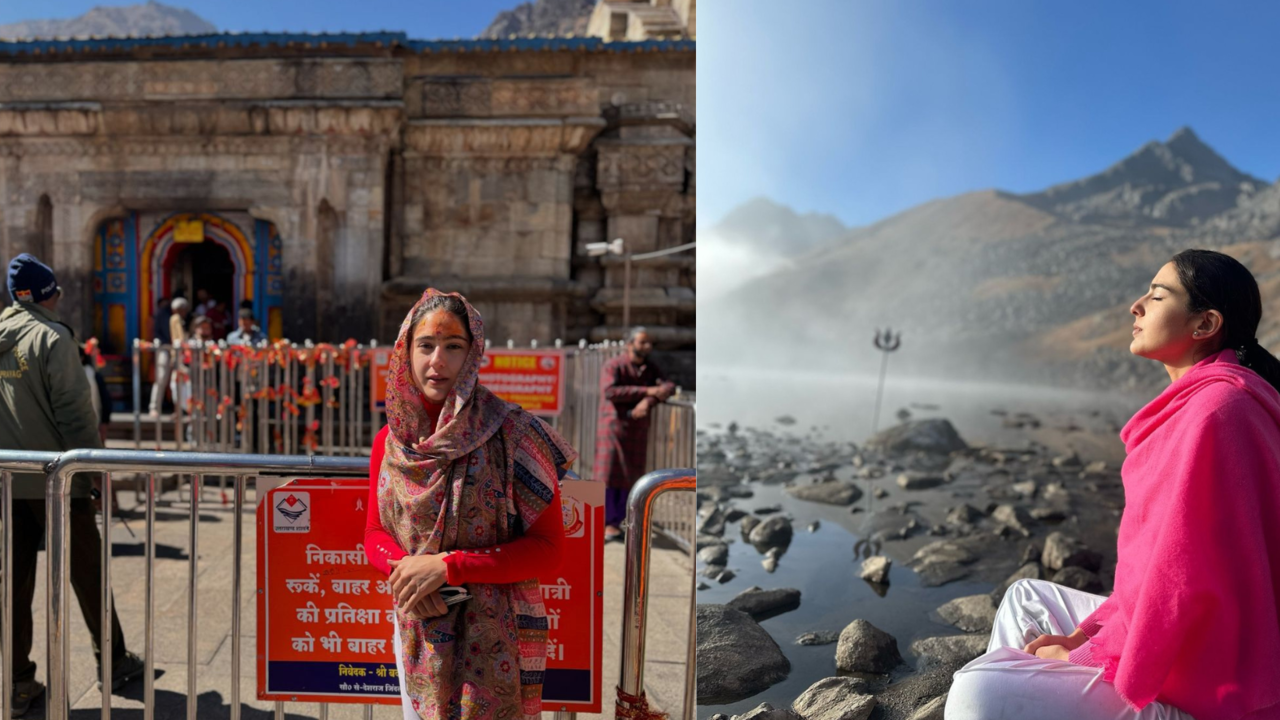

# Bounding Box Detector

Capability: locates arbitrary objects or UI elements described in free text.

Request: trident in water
[871,328,902,435]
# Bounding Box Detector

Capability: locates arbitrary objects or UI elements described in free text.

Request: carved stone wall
[0,44,695,372]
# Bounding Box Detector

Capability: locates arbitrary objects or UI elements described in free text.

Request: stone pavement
[21,475,693,720]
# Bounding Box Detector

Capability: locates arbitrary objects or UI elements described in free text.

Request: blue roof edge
[0,32,694,56]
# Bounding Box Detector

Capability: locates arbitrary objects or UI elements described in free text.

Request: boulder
[991,504,1033,537]
[896,473,946,491]
[731,703,799,720]
[936,594,998,633]
[791,677,876,720]
[944,504,982,525]
[795,631,841,646]
[866,419,969,456]
[910,634,989,672]
[749,516,794,549]
[835,619,903,673]
[860,556,892,584]
[1051,566,1104,593]
[698,543,729,566]
[1042,532,1103,572]
[699,506,727,536]
[787,480,863,506]
[991,561,1044,600]
[727,587,802,619]
[906,694,948,720]
[740,515,761,538]
[697,605,791,704]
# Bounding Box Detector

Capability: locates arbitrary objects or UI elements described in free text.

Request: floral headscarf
[378,289,577,720]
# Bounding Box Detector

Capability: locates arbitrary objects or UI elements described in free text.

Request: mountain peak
[0,2,216,40]
[1020,127,1265,226]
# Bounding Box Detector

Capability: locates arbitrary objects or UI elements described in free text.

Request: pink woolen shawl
[1090,349,1280,719]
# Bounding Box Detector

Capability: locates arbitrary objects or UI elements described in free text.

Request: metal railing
[618,469,696,720]
[0,448,371,720]
[130,340,695,479]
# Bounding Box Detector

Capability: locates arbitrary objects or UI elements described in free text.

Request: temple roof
[0,31,695,58]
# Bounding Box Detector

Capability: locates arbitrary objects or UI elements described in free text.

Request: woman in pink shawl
[947,250,1280,720]
[362,289,578,720]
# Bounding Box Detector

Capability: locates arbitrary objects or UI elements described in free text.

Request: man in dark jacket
[0,254,144,715]
[592,327,676,541]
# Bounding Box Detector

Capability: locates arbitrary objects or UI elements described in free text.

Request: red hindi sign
[478,349,566,416]
[255,478,604,711]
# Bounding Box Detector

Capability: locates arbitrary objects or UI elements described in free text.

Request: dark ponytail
[1171,249,1280,394]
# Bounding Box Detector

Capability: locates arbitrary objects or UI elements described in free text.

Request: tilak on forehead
[413,311,469,339]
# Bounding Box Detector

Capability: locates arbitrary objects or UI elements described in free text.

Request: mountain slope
[0,1,216,40]
[480,0,596,38]
[704,128,1280,393]
[1021,127,1264,226]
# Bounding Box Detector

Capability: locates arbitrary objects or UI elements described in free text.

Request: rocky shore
[695,414,1131,720]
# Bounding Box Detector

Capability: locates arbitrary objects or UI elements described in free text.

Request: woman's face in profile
[1129,262,1200,362]
[411,309,471,404]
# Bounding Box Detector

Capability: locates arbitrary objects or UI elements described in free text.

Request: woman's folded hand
[388,554,449,611]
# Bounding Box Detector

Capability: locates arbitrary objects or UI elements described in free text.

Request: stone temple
[0,12,694,384]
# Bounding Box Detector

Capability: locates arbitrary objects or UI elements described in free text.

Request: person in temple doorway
[146,295,172,417]
[593,327,676,542]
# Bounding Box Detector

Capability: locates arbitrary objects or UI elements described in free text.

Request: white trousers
[945,579,1194,720]
[148,349,172,414]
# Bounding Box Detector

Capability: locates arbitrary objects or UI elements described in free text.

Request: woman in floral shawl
[363,289,577,720]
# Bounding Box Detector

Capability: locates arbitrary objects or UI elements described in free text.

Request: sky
[700,0,1280,230]
[0,0,518,40]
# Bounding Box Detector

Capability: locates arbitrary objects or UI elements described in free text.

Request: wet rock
[762,556,778,573]
[936,594,998,633]
[697,582,711,590]
[787,480,864,506]
[1019,543,1043,565]
[791,677,877,720]
[1042,532,1103,572]
[718,569,737,584]
[749,516,794,549]
[796,631,841,646]
[728,586,802,619]
[1042,482,1071,502]
[699,464,743,488]
[1052,451,1082,469]
[910,634,989,672]
[909,540,978,587]
[808,520,821,532]
[696,535,725,551]
[726,486,756,499]
[866,419,969,456]
[836,619,903,673]
[697,605,791,704]
[698,543,729,566]
[724,508,748,523]
[754,469,799,485]
[991,561,1044,600]
[906,694,948,720]
[740,515,761,538]
[700,487,730,503]
[701,564,726,578]
[945,504,982,525]
[896,473,945,491]
[860,555,892,583]
[1010,480,1038,498]
[699,506,727,536]
[992,504,1034,537]
[732,703,799,720]
[1052,566,1104,593]
[911,540,978,565]
[1030,507,1067,522]
[754,505,783,515]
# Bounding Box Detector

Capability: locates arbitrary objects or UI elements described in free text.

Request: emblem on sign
[274,492,311,533]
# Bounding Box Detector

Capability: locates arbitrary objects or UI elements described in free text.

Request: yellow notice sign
[174,219,204,243]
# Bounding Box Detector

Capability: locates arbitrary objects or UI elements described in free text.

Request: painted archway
[138,213,254,347]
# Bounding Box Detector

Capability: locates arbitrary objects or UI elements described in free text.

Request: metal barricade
[10,448,369,720]
[617,469,696,720]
